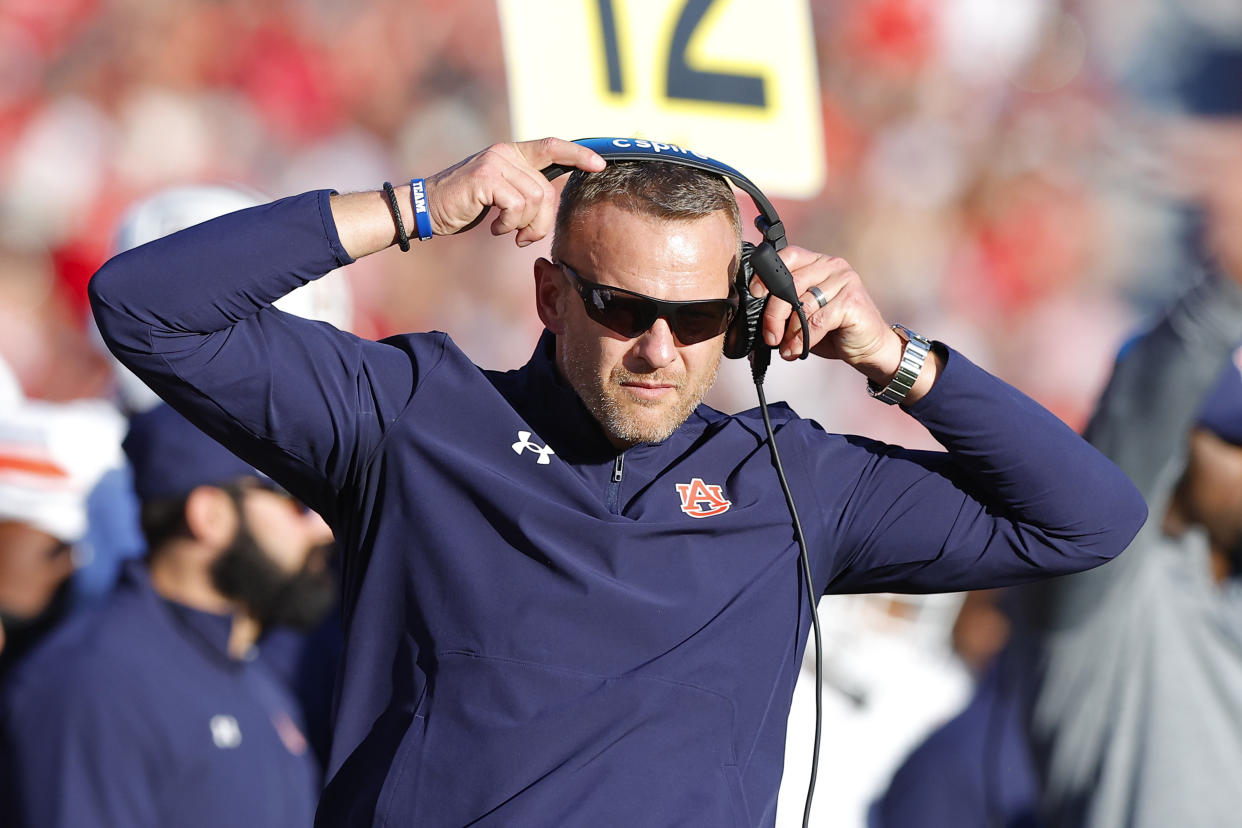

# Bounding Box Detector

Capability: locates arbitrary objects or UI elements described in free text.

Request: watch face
[891,324,927,346]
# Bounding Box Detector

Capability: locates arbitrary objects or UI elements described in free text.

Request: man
[88,138,1145,826]
[1,403,336,828]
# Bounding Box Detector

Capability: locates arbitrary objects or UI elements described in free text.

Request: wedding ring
[808,285,828,310]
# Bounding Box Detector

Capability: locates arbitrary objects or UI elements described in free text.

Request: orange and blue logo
[675,478,732,518]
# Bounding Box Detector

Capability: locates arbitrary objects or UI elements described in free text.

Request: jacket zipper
[606,452,625,515]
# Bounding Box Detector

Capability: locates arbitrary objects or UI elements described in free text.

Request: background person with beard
[0,403,335,828]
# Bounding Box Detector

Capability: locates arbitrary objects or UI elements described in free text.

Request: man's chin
[602,399,688,445]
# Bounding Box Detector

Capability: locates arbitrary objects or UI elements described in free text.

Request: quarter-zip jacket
[89,190,1146,827]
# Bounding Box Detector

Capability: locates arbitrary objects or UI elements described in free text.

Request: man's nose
[629,317,677,370]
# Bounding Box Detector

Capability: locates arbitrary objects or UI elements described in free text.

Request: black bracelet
[382,181,411,252]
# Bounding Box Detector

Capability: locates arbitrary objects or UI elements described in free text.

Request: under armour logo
[512,431,555,465]
[210,714,242,749]
[675,478,732,518]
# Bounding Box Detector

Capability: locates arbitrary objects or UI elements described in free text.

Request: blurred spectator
[0,403,334,828]
[871,117,1242,828]
[1020,119,1242,828]
[868,592,1041,828]
[0,358,124,676]
[869,641,1040,828]
[777,590,972,827]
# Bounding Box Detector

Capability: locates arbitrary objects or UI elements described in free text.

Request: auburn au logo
[675,478,732,518]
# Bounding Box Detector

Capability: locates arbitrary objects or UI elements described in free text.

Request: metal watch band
[867,324,931,406]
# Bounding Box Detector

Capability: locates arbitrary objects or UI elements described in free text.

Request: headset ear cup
[724,242,768,359]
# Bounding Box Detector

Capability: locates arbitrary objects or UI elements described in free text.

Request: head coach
[88,137,1146,827]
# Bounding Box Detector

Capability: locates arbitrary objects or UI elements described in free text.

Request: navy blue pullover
[1,561,319,828]
[89,190,1145,827]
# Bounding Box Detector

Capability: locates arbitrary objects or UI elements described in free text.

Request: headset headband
[541,137,786,250]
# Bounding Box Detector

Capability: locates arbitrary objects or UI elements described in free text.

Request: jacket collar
[120,558,244,666]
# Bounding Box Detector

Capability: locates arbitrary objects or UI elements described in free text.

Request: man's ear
[184,485,239,550]
[533,257,567,334]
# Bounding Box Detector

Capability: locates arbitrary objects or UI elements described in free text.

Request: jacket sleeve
[88,190,430,521]
[814,345,1148,594]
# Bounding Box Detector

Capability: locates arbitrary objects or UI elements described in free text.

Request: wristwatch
[867,324,931,406]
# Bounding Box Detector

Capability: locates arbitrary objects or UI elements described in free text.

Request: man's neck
[227,614,262,659]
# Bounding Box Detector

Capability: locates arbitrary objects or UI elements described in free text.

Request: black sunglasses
[558,262,738,345]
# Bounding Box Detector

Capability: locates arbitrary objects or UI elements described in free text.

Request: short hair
[139,495,191,555]
[138,478,250,556]
[551,161,742,262]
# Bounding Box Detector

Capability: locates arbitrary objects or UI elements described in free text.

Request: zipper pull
[612,453,624,483]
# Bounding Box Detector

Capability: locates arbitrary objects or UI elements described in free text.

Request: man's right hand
[425,138,605,246]
[329,138,604,259]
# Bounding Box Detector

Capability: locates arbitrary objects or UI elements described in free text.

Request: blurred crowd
[2,0,1230,423]
[2,0,1242,826]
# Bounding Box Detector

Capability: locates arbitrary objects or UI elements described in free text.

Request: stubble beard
[562,337,722,446]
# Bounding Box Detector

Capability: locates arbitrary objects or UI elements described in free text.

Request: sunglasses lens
[585,290,655,338]
[671,304,732,344]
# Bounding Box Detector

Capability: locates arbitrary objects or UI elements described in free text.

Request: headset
[541,138,825,827]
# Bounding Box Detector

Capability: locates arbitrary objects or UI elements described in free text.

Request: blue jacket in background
[88,190,1146,827]
[1,560,320,828]
[870,644,1040,828]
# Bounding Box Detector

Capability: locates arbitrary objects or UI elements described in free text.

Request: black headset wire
[750,346,823,828]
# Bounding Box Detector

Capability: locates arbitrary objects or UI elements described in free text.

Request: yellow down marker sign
[498,0,826,199]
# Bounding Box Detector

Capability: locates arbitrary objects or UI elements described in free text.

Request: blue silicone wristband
[409,178,433,241]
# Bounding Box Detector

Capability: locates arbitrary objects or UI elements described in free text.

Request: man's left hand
[753,247,942,401]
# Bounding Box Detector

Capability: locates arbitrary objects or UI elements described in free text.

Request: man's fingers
[741,243,894,366]
[487,184,529,237]
[510,164,559,246]
[776,282,845,357]
[783,302,843,360]
[489,179,543,238]
[505,139,601,244]
[427,139,602,238]
[758,250,851,346]
[514,137,606,177]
